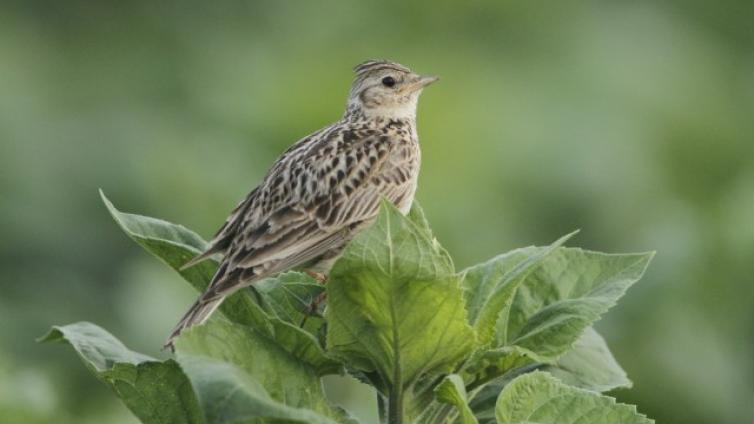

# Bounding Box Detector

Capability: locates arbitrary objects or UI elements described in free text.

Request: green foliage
[435,375,478,424]
[176,320,342,421]
[39,323,204,424]
[543,327,632,393]
[495,372,651,424]
[43,194,654,423]
[461,247,653,391]
[326,204,476,422]
[101,190,339,375]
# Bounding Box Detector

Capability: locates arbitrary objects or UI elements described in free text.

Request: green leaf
[253,273,338,374]
[504,248,654,360]
[101,191,340,375]
[41,322,353,424]
[462,231,576,347]
[544,327,631,392]
[178,356,342,424]
[255,271,327,332]
[464,248,652,388]
[495,371,653,424]
[39,322,205,424]
[434,374,478,424]
[468,328,631,421]
[326,202,476,390]
[100,190,261,325]
[175,319,341,419]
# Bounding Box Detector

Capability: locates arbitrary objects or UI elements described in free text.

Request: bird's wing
[210,130,416,293]
[181,126,332,270]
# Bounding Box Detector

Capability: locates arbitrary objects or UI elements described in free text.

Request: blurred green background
[1,1,752,423]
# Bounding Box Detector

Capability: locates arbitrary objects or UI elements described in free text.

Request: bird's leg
[300,270,329,327]
[309,290,328,313]
[299,290,328,328]
[305,269,328,314]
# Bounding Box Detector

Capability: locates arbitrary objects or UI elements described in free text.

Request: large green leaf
[544,327,631,392]
[39,322,205,424]
[462,233,576,347]
[100,190,262,325]
[42,322,350,424]
[326,201,476,421]
[464,248,652,387]
[101,191,339,374]
[175,319,341,420]
[495,371,652,424]
[504,248,654,359]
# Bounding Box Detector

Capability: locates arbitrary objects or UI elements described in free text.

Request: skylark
[168,60,438,349]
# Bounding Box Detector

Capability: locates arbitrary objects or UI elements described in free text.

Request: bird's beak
[401,75,440,93]
[417,75,440,87]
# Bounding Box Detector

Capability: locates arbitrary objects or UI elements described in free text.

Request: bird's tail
[163,294,224,351]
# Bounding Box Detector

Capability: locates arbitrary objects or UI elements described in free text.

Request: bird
[166,59,438,350]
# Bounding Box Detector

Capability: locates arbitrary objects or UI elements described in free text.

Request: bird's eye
[381,76,396,87]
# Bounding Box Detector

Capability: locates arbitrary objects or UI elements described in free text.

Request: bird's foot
[304,270,328,284]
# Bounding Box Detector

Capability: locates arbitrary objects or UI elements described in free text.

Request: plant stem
[388,285,404,424]
[388,383,404,424]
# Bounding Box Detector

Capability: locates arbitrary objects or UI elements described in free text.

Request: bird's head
[346,59,438,120]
